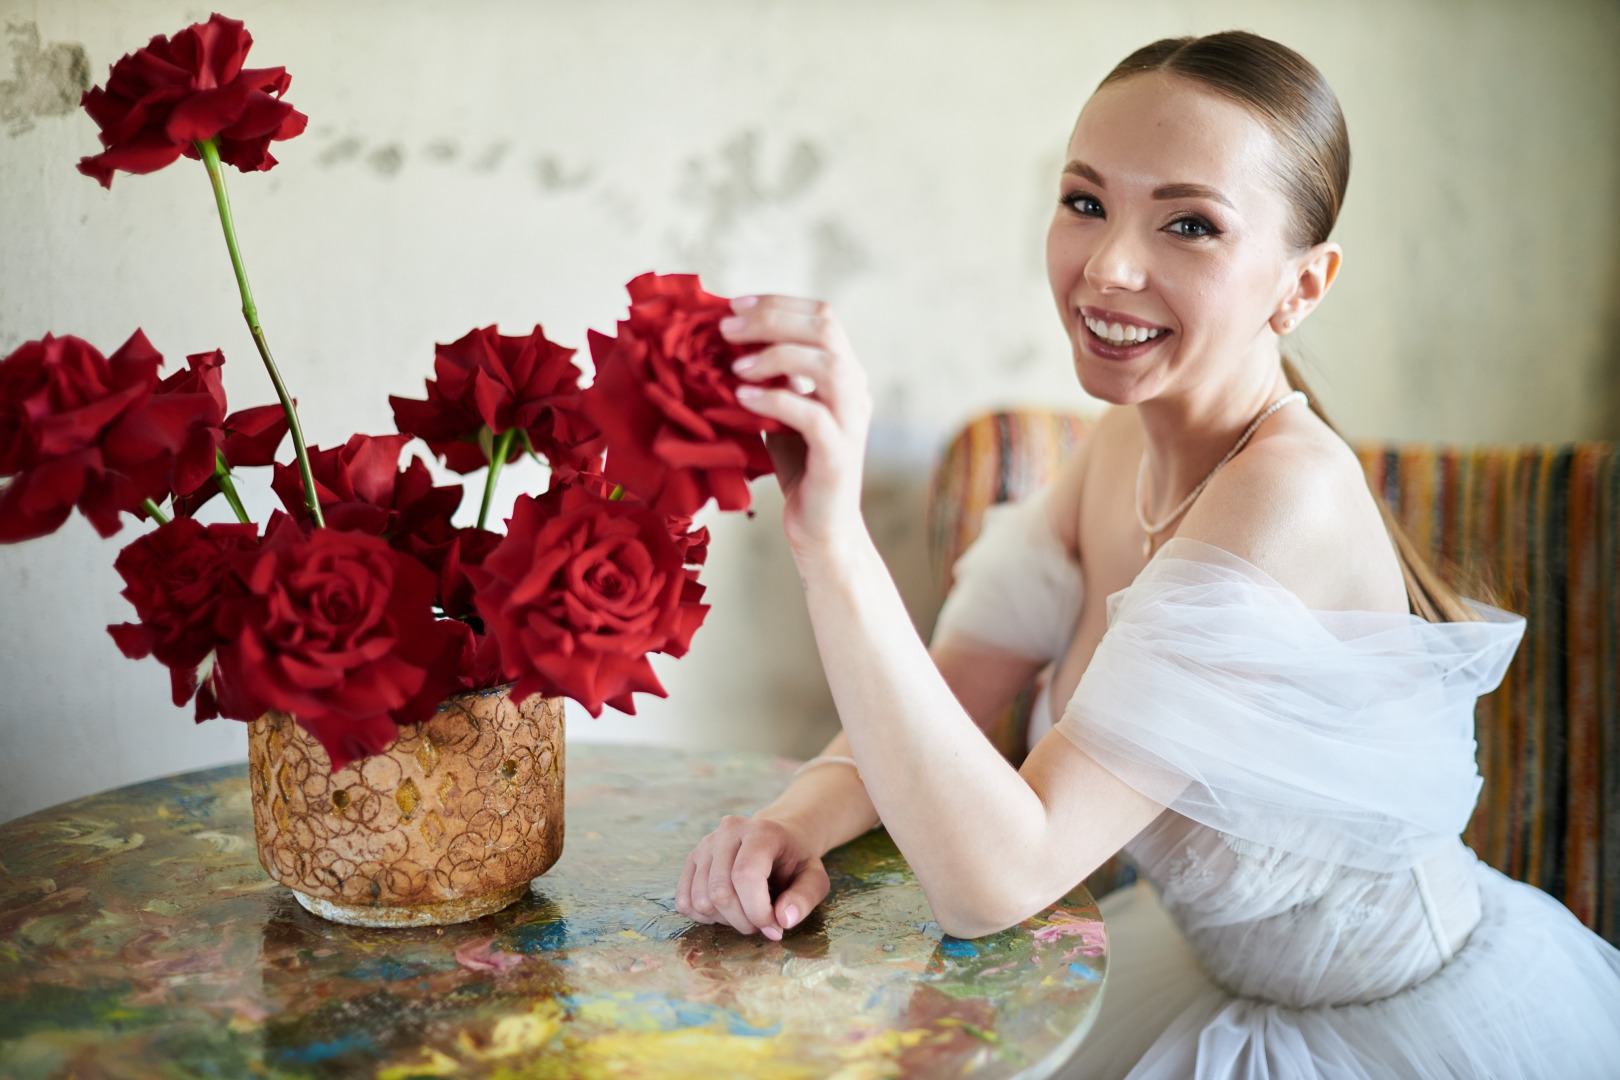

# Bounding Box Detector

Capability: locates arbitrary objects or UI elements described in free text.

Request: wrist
[789,519,881,589]
[752,803,825,853]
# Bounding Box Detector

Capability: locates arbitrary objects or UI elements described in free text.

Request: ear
[1270,242,1341,336]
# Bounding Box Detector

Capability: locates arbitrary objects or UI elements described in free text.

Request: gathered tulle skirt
[1058,866,1620,1080]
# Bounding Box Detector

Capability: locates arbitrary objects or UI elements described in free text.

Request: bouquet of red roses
[0,13,778,772]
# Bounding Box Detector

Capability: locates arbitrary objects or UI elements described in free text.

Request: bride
[673,30,1620,1078]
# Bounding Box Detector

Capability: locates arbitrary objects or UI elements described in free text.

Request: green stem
[213,449,251,524]
[141,498,171,526]
[608,485,626,502]
[478,429,517,530]
[195,138,324,529]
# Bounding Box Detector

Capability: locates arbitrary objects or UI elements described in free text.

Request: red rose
[469,482,709,716]
[150,349,228,498]
[271,433,461,539]
[580,273,779,517]
[77,14,307,189]
[399,519,502,622]
[215,516,469,771]
[106,517,260,713]
[169,399,289,518]
[391,324,601,475]
[0,331,217,540]
[219,403,290,468]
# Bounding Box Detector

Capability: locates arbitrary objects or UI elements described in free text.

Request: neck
[1136,351,1294,523]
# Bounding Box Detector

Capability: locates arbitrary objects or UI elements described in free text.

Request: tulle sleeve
[930,484,1084,663]
[1054,538,1524,872]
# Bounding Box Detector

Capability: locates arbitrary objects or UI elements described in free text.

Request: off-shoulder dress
[931,487,1620,1079]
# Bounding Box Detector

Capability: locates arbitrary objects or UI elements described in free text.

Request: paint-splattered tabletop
[0,745,1105,1079]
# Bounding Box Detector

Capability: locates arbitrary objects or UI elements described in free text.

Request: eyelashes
[1060,191,1105,217]
[1166,216,1220,238]
[1059,190,1223,240]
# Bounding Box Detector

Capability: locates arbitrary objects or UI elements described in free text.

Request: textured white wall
[1,0,1617,822]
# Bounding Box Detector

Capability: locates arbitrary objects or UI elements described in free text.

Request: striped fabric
[927,411,1619,944]
[1360,443,1620,945]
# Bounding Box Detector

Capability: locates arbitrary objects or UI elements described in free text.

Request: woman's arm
[682,295,1164,939]
[674,642,1044,939]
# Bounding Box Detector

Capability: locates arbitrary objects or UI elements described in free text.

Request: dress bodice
[1126,814,1482,1007]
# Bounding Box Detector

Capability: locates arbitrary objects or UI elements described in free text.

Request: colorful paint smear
[0,746,1104,1077]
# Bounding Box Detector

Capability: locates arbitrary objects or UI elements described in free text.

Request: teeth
[1084,316,1162,346]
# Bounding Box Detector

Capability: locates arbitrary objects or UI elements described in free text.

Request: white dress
[931,489,1620,1079]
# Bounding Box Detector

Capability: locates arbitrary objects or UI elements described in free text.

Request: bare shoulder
[1045,407,1133,553]
[1176,410,1408,614]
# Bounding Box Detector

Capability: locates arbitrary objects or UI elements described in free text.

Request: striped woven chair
[926,409,1620,944]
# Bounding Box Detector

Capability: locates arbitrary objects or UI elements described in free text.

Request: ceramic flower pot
[247,686,564,927]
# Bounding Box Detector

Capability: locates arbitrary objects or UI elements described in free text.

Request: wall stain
[809,218,871,299]
[319,136,362,166]
[367,143,404,178]
[472,141,510,172]
[1,22,89,137]
[534,154,592,193]
[673,129,826,283]
[423,138,458,163]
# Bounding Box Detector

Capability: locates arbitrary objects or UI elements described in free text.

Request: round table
[0,744,1106,1079]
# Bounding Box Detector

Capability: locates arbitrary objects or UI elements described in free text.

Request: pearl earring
[1281,317,1296,332]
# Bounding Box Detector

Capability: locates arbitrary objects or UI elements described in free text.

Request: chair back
[927,410,1620,944]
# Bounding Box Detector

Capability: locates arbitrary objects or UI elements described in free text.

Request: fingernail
[719,316,744,334]
[736,386,763,400]
[783,904,801,928]
[732,295,758,310]
[732,356,756,373]
[762,926,782,941]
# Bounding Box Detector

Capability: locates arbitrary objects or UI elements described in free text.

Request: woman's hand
[721,295,873,560]
[674,813,831,940]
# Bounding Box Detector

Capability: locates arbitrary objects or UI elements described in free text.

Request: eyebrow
[1063,161,1234,210]
[1152,182,1234,209]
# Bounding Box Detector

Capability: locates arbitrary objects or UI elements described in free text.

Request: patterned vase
[247,686,564,927]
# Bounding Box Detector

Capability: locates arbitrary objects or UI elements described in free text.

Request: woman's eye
[1167,216,1218,238]
[1061,192,1104,218]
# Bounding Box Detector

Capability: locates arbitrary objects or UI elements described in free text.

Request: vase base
[291,883,528,927]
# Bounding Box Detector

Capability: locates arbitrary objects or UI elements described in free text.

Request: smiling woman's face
[1047,72,1305,405]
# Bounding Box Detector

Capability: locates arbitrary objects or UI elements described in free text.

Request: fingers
[774,858,830,932]
[704,828,762,936]
[733,832,785,941]
[674,817,826,941]
[722,296,847,353]
[676,850,696,916]
[735,386,843,452]
[685,847,719,923]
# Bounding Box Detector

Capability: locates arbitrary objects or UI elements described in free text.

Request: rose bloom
[391,324,601,475]
[469,482,708,716]
[271,433,462,539]
[78,13,307,188]
[0,331,217,541]
[149,349,228,498]
[169,396,290,518]
[398,517,502,623]
[581,273,778,517]
[211,515,471,771]
[106,517,260,714]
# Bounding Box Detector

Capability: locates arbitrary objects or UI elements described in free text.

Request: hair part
[1098,31,1349,252]
[1102,32,1475,622]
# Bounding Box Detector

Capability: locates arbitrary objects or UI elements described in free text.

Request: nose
[1083,223,1148,294]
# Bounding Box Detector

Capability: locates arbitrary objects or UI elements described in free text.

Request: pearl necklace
[1134,390,1307,557]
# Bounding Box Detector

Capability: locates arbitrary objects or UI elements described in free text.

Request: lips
[1078,306,1172,361]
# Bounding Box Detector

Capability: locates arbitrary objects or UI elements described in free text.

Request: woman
[674,31,1620,1078]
